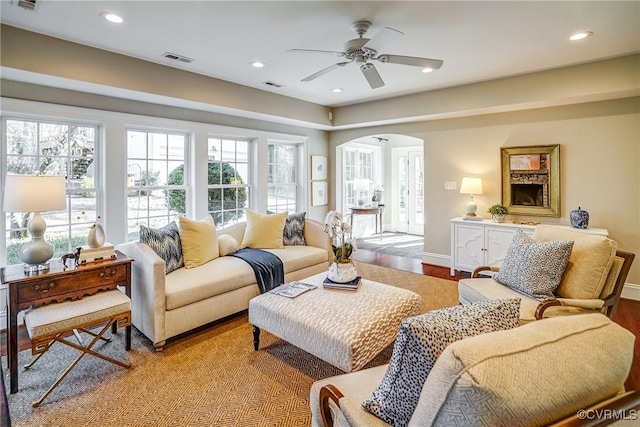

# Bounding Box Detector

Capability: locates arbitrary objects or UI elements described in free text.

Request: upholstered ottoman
[248,272,422,372]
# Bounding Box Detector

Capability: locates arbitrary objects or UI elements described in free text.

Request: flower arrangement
[487,204,508,215]
[324,211,355,263]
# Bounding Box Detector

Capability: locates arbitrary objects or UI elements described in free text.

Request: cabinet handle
[99,269,117,279]
[34,282,56,293]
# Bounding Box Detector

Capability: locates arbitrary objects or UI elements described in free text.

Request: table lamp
[460,176,483,221]
[353,179,370,207]
[3,174,67,271]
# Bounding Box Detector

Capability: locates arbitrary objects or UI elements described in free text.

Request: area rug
[3,262,459,426]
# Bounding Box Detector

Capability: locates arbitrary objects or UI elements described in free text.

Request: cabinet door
[485,226,535,266]
[453,224,485,272]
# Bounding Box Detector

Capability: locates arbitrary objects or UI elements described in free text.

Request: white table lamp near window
[460,176,483,221]
[353,179,371,207]
[3,174,66,272]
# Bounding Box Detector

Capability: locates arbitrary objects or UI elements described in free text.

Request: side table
[350,205,385,237]
[1,250,133,394]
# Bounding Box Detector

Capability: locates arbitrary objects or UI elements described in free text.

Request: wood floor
[353,249,640,391]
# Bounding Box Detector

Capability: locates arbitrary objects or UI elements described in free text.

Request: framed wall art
[311,181,328,206]
[501,145,560,217]
[311,155,327,181]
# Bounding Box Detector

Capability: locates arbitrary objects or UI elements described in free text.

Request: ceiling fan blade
[376,54,443,69]
[360,63,384,89]
[301,62,350,82]
[288,48,345,57]
[362,27,404,53]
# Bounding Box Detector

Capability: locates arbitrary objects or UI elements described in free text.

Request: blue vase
[570,207,589,229]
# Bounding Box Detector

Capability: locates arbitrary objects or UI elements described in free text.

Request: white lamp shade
[459,177,483,195]
[353,179,371,191]
[3,175,67,213]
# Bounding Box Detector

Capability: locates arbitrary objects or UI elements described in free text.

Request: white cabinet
[450,218,609,276]
[450,218,535,276]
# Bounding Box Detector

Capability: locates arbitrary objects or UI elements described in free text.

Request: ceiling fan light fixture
[101,12,125,24]
[421,67,435,73]
[569,31,593,41]
[250,61,266,68]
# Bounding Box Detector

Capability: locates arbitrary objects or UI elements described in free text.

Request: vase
[327,260,358,283]
[570,207,589,229]
[88,223,106,248]
[491,214,506,223]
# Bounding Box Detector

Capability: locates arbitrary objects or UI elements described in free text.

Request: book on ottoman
[323,276,361,291]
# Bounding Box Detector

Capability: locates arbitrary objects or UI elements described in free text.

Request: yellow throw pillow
[179,216,219,268]
[240,209,288,249]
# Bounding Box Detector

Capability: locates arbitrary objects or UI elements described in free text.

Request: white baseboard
[621,283,640,301]
[422,253,451,269]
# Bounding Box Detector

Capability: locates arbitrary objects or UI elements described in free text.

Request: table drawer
[17,264,127,303]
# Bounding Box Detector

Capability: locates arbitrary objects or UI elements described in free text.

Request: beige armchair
[458,225,635,322]
[311,314,639,427]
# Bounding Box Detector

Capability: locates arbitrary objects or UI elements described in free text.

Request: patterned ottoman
[248,272,422,372]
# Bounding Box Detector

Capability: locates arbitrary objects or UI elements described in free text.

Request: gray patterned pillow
[494,230,574,300]
[362,298,521,427]
[140,222,184,274]
[283,212,306,246]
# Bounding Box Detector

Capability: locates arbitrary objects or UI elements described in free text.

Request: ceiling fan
[288,21,443,89]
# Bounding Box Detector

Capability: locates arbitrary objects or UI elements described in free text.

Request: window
[3,118,99,265]
[207,137,250,228]
[344,147,373,208]
[126,130,187,240]
[267,143,298,213]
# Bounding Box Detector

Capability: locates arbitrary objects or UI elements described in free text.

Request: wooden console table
[1,251,132,394]
[350,205,385,236]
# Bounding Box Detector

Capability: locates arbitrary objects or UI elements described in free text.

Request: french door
[392,148,424,235]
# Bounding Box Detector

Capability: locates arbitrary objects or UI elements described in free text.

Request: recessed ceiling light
[250,61,265,68]
[101,12,125,24]
[569,31,593,41]
[331,88,343,93]
[421,67,435,73]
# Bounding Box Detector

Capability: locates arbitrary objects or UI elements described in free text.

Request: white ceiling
[1,1,639,108]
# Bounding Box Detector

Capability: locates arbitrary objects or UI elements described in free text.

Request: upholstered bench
[249,272,422,372]
[24,289,131,407]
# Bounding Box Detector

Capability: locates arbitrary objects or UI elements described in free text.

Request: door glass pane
[398,156,407,224]
[414,155,424,225]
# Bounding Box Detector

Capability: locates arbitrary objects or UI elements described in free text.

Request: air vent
[262,81,284,88]
[17,0,37,10]
[161,52,194,64]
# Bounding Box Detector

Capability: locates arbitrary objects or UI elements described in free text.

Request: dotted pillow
[494,230,574,300]
[362,298,521,427]
[139,222,184,274]
[283,212,306,246]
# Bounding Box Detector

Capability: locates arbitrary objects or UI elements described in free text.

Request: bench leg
[253,326,260,350]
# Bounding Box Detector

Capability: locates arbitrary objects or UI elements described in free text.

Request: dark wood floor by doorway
[352,248,640,392]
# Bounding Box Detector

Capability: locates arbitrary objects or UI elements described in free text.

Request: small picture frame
[311,156,327,181]
[312,181,328,206]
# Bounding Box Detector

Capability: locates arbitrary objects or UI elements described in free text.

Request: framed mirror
[501,145,560,217]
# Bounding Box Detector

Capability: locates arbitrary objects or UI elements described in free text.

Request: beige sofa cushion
[218,234,240,256]
[179,216,219,268]
[263,246,329,273]
[533,225,617,299]
[408,314,635,427]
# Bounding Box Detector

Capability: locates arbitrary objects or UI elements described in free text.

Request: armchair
[458,225,635,322]
[311,314,639,427]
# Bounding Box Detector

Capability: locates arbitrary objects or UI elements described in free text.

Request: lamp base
[462,215,483,221]
[23,262,51,274]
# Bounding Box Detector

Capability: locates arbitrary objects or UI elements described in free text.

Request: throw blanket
[229,248,284,293]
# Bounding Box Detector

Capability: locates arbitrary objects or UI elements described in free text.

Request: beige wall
[331,97,640,283]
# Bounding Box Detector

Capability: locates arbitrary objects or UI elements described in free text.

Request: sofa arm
[304,219,332,261]
[115,241,167,349]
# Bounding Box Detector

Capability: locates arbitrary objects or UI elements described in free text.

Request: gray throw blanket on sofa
[228,248,284,293]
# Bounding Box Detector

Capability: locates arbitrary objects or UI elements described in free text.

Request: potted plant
[488,204,509,223]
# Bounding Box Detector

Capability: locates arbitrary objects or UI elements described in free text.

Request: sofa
[310,313,639,427]
[117,216,331,350]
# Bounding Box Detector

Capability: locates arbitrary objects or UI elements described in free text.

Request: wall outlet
[444,181,457,190]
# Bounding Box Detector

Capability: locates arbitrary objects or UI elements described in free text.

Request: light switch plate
[444,181,456,190]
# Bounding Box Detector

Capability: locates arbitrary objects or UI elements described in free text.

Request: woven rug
[3,261,459,426]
